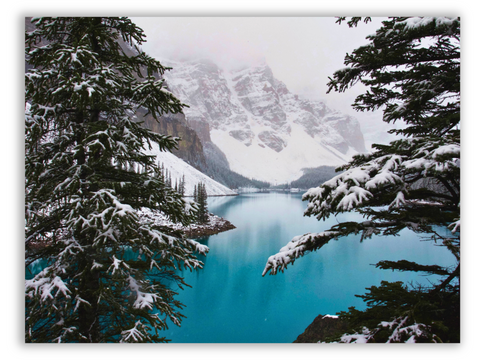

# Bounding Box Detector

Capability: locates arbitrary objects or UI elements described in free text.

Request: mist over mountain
[161,58,366,184]
[26,15,364,188]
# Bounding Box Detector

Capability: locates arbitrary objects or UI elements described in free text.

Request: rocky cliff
[139,110,207,171]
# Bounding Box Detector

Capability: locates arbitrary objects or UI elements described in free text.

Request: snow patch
[144,143,237,197]
[211,124,351,184]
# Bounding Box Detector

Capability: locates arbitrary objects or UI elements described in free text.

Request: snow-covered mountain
[144,143,237,196]
[162,59,366,184]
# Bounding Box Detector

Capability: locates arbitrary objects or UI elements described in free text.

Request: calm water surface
[164,192,456,343]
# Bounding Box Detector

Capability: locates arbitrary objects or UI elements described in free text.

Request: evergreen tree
[25,17,208,343]
[199,182,209,224]
[263,17,460,343]
[193,182,208,224]
[158,162,165,183]
[164,168,170,188]
[179,175,186,196]
[167,169,171,188]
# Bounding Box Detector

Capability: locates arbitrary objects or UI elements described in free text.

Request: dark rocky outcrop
[229,129,254,146]
[188,119,212,143]
[183,216,236,239]
[140,110,207,171]
[293,314,349,343]
[258,130,286,152]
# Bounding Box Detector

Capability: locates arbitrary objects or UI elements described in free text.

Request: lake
[163,192,456,343]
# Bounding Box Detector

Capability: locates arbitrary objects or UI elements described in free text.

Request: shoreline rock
[183,213,236,239]
[137,207,236,240]
[293,314,348,343]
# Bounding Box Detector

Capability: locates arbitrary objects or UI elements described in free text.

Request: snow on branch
[262,217,403,276]
[108,255,130,275]
[448,219,460,233]
[333,316,436,343]
[70,189,137,237]
[73,295,91,313]
[336,186,372,211]
[389,190,406,209]
[403,142,460,175]
[303,138,459,221]
[262,231,339,276]
[337,327,373,343]
[25,271,71,302]
[398,16,457,30]
[52,326,77,343]
[127,276,160,310]
[120,321,146,343]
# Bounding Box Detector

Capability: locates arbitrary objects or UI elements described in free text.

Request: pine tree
[164,168,170,188]
[200,182,209,224]
[263,17,460,343]
[25,17,209,343]
[194,182,208,224]
[158,162,165,183]
[179,175,186,196]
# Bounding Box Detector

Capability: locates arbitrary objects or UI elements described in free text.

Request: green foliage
[336,280,459,343]
[335,17,373,27]
[194,182,209,224]
[179,175,186,196]
[328,17,460,138]
[25,17,207,343]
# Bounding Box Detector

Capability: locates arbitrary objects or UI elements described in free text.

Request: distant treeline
[273,166,341,189]
[202,141,271,189]
[199,142,339,190]
[205,159,271,189]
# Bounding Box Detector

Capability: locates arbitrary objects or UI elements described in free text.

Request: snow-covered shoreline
[183,213,236,239]
[138,208,236,239]
[28,207,237,252]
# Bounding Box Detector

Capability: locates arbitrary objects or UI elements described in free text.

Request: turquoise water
[163,192,456,343]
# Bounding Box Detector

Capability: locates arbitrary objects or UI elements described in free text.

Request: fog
[131,17,400,149]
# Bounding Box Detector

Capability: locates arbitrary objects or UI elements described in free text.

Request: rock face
[162,59,367,184]
[293,314,349,343]
[183,213,236,239]
[140,110,207,172]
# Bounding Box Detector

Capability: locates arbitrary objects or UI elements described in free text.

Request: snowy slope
[144,143,237,196]
[162,59,366,184]
[211,124,353,184]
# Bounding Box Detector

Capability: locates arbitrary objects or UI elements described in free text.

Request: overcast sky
[131,16,397,149]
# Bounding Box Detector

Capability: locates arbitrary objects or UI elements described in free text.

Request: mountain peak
[163,58,366,183]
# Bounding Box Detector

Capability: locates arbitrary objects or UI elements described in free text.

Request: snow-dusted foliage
[25,17,208,343]
[263,17,460,343]
[332,316,436,343]
[261,232,339,276]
